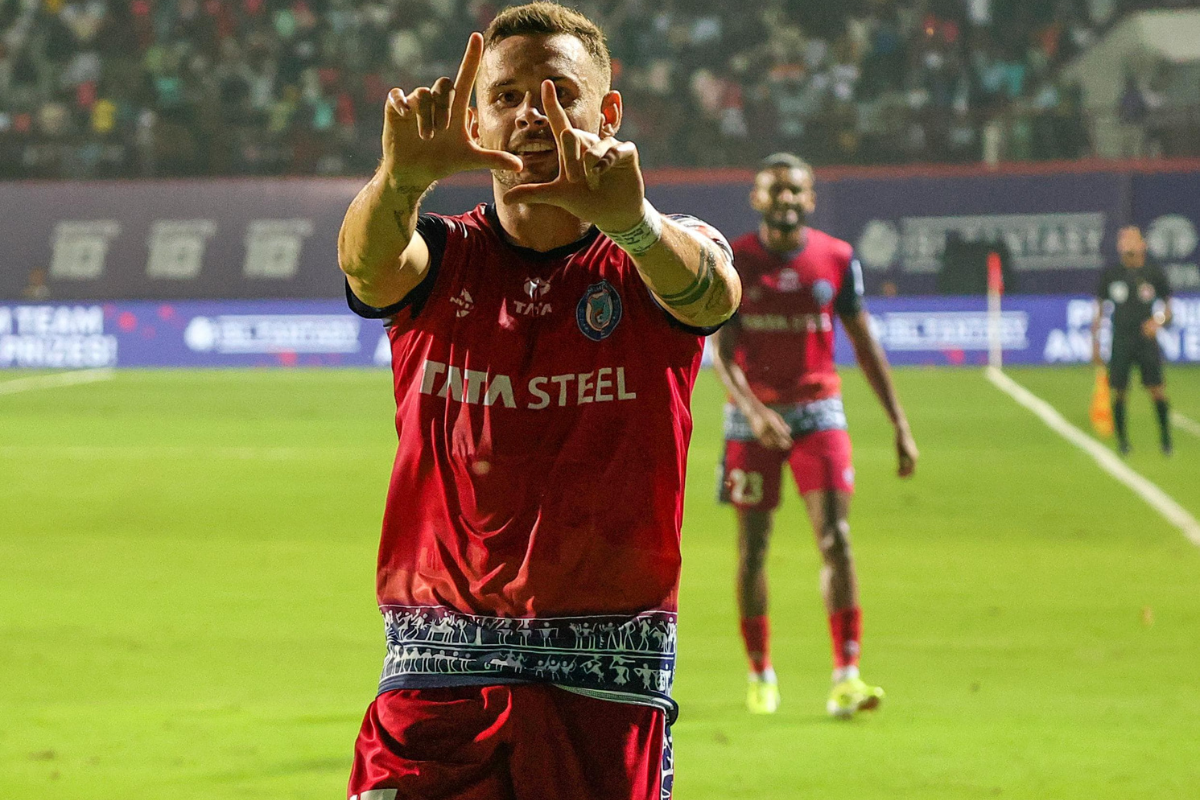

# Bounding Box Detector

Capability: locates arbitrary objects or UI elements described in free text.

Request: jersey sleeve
[345,214,449,320]
[654,214,736,336]
[1095,268,1111,301]
[833,254,865,315]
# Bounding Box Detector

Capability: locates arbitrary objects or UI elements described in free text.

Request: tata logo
[515,278,552,317]
[576,280,623,341]
[524,277,551,299]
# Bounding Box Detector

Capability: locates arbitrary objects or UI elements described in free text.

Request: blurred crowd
[0,0,1193,179]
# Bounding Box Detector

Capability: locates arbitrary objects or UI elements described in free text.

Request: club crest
[577,280,623,341]
[777,268,801,292]
[812,279,835,306]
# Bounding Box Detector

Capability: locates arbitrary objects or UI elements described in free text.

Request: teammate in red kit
[336,4,740,798]
[713,153,917,717]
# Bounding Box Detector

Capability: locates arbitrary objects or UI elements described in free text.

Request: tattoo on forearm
[659,244,717,308]
[703,268,731,314]
[390,183,435,234]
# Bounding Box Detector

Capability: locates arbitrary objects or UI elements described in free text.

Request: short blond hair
[483,2,612,89]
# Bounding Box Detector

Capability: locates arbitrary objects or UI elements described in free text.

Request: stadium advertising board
[3,296,1197,370]
[836,172,1126,295]
[4,167,1200,301]
[1130,172,1200,292]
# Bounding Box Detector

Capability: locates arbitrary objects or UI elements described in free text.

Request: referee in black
[1092,225,1174,456]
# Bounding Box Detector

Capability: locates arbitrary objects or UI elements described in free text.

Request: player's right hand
[750,407,794,451]
[381,33,523,187]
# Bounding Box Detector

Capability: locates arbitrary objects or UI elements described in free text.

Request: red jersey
[347,204,731,718]
[729,228,863,405]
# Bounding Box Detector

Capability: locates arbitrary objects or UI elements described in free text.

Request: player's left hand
[895,423,918,478]
[1141,318,1160,339]
[501,80,644,233]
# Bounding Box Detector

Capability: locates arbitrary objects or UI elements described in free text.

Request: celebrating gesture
[338,6,741,799]
[382,32,523,187]
[502,79,645,234]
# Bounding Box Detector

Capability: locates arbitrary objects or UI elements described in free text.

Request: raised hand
[502,80,645,233]
[382,32,523,187]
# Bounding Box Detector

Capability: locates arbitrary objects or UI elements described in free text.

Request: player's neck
[759,223,806,254]
[493,196,593,253]
[1121,257,1145,269]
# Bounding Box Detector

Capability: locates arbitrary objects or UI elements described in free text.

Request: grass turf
[1,365,1197,799]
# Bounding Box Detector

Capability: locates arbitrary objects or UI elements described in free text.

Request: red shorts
[349,684,671,800]
[719,428,854,511]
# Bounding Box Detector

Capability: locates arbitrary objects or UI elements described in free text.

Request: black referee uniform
[1096,261,1172,453]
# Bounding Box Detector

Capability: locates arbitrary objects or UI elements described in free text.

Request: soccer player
[1092,225,1174,455]
[712,153,918,717]
[336,4,740,799]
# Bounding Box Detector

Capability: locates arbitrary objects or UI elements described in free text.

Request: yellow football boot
[827,676,884,718]
[747,673,781,714]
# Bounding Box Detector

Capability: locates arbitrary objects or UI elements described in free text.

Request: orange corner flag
[1090,367,1113,438]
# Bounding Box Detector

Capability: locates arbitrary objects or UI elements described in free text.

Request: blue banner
[2,296,1197,370]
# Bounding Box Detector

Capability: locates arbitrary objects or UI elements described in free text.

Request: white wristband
[599,199,663,257]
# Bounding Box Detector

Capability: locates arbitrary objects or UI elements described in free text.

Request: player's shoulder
[806,227,853,261]
[730,231,762,252]
[420,204,490,240]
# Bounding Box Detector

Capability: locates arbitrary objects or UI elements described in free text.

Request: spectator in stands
[0,0,1186,179]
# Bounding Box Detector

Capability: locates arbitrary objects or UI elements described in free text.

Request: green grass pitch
[1,365,1198,798]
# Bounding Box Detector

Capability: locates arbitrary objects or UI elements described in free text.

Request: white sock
[752,667,778,684]
[832,665,859,683]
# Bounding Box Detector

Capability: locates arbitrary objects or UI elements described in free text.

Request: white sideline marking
[986,367,1200,548]
[1172,412,1200,439]
[0,368,114,395]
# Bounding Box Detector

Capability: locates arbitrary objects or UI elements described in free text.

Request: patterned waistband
[378,605,679,723]
[723,396,847,442]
